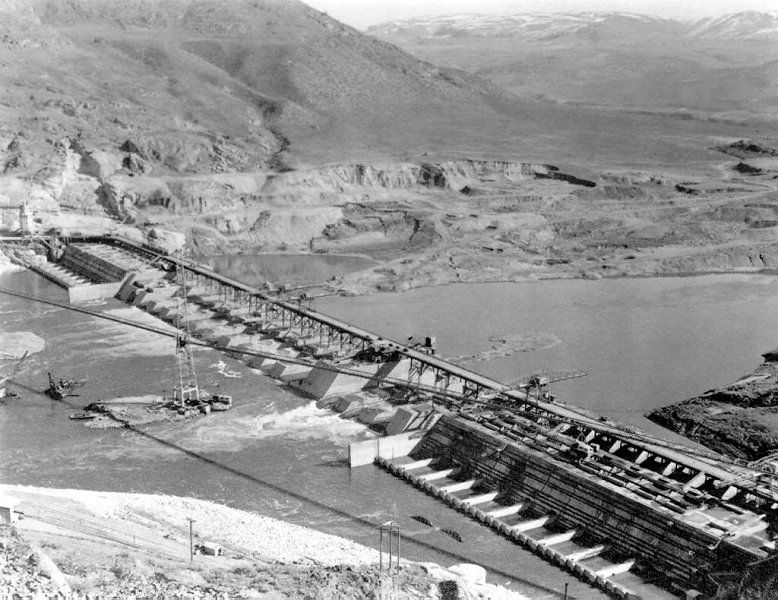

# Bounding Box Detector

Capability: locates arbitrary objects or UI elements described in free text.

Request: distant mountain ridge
[368,11,778,41]
[0,0,772,187]
[687,11,778,39]
[367,10,778,121]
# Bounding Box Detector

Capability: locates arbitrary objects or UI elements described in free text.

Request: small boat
[69,412,96,420]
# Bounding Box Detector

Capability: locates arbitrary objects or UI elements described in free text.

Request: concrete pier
[296,361,381,399]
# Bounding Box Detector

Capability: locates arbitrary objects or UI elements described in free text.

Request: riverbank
[647,353,778,461]
[331,246,778,297]
[0,484,528,599]
[205,244,778,298]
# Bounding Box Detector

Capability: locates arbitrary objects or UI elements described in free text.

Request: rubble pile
[0,525,59,598]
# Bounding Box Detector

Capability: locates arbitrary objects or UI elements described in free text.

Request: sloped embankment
[0,485,528,599]
[647,352,778,460]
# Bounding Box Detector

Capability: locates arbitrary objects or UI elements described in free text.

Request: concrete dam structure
[8,235,778,599]
[369,413,775,599]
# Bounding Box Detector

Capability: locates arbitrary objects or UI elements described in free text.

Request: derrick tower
[174,253,200,406]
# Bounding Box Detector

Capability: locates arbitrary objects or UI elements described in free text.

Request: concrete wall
[297,362,380,399]
[67,280,124,303]
[27,264,75,288]
[349,432,424,467]
[385,405,441,436]
[61,245,128,283]
[371,359,465,394]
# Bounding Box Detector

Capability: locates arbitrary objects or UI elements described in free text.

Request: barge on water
[79,392,233,428]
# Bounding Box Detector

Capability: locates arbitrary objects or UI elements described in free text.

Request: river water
[203,253,378,287]
[3,266,777,599]
[317,274,778,440]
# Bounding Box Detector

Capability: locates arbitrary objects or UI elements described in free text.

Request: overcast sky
[303,0,778,29]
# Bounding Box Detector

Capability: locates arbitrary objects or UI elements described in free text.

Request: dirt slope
[0,485,526,599]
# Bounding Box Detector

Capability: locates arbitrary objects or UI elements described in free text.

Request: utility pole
[378,520,400,579]
[187,517,196,562]
[379,519,401,599]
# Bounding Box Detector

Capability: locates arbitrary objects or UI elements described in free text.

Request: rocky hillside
[367,11,778,121]
[2,0,778,288]
[0,0,508,176]
[647,351,778,461]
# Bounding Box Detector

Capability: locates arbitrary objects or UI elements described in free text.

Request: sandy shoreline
[0,484,529,599]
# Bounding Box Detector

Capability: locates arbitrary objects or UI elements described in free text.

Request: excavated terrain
[5,136,778,295]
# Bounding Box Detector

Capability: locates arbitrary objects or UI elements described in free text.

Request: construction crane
[511,371,589,407]
[45,372,86,401]
[0,351,30,398]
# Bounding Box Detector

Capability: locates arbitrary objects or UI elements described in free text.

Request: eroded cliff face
[260,160,555,196]
[5,134,778,295]
[647,356,778,460]
[5,147,587,256]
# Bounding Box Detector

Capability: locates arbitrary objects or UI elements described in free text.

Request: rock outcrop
[647,352,778,460]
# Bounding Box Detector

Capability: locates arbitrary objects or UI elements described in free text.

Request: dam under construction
[2,235,778,600]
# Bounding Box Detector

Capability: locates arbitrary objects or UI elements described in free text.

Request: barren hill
[368,11,778,122]
[1,0,771,175]
[0,0,512,174]
[1,0,778,293]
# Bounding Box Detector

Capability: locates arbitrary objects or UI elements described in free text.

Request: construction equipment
[45,372,85,401]
[0,286,730,468]
[0,351,30,398]
[173,253,201,407]
[513,372,588,408]
[170,254,233,416]
[714,453,778,501]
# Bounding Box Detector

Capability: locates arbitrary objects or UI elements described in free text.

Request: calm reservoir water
[204,253,378,287]
[317,274,778,439]
[3,268,776,598]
